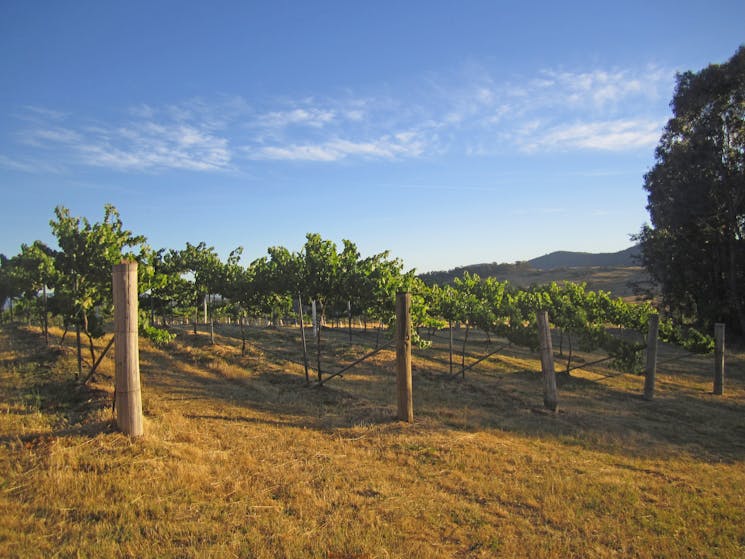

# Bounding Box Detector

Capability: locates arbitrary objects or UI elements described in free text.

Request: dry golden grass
[494,266,650,301]
[1,322,744,558]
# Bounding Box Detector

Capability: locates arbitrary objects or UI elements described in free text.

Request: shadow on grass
[0,420,116,447]
[0,324,115,445]
[150,326,745,464]
[491,370,745,463]
[5,323,744,465]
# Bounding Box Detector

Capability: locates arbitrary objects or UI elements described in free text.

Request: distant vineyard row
[0,205,712,381]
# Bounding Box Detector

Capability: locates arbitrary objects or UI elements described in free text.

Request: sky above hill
[1,1,743,272]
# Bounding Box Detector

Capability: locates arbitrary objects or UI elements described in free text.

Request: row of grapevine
[0,206,425,380]
[0,205,714,384]
[424,273,713,376]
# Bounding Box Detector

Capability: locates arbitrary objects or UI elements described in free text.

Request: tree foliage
[8,242,56,339]
[636,46,745,337]
[0,254,22,321]
[49,204,147,373]
[3,203,716,383]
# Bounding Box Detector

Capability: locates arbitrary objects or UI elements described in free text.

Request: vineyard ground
[1,322,744,558]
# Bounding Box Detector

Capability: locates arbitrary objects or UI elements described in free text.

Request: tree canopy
[49,204,147,371]
[636,46,745,337]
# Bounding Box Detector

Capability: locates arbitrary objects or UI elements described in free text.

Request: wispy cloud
[17,105,70,122]
[78,123,231,171]
[248,131,428,162]
[520,118,664,152]
[0,154,66,174]
[19,127,81,147]
[425,63,673,153]
[2,62,674,174]
[11,101,236,173]
[530,66,672,110]
[257,107,336,129]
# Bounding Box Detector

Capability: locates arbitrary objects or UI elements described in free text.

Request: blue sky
[1,1,743,272]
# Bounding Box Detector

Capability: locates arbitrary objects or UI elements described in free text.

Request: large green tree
[0,254,22,322]
[49,204,147,375]
[636,46,745,337]
[9,241,56,343]
[169,242,223,337]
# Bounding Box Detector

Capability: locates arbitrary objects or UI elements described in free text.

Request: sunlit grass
[1,322,744,558]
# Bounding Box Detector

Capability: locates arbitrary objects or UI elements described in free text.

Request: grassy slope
[1,323,744,558]
[421,265,651,301]
[492,266,650,300]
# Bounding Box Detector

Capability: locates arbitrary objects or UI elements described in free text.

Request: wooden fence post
[396,292,413,422]
[449,320,454,375]
[536,310,558,412]
[643,313,659,401]
[312,300,317,338]
[315,300,323,384]
[113,261,143,437]
[298,294,310,385]
[714,322,725,395]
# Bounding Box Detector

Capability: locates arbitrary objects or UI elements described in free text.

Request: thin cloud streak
[257,108,336,129]
[520,119,664,152]
[247,131,428,162]
[4,62,674,174]
[0,154,67,174]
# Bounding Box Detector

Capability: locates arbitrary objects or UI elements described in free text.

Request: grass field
[493,266,651,301]
[1,321,744,558]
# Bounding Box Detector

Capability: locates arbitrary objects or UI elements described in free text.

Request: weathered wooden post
[714,322,725,395]
[312,300,318,338]
[113,260,143,437]
[449,320,454,375]
[315,300,323,384]
[396,292,413,422]
[298,294,310,385]
[643,313,659,401]
[536,310,558,412]
[347,299,353,343]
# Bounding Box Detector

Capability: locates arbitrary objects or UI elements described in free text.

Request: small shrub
[140,323,176,347]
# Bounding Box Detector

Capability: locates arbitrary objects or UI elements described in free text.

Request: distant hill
[527,245,640,269]
[418,245,650,300]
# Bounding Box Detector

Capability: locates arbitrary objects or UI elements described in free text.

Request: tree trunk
[348,300,352,343]
[461,322,470,378]
[240,316,246,356]
[312,300,317,339]
[75,323,82,375]
[316,303,323,384]
[86,331,96,369]
[42,285,49,346]
[298,294,310,385]
[643,314,659,401]
[82,311,96,367]
[449,321,454,375]
[725,226,745,337]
